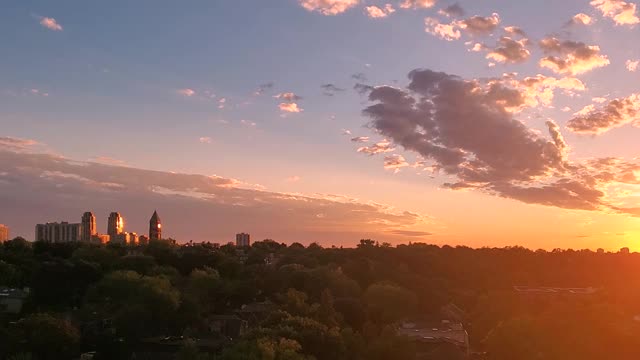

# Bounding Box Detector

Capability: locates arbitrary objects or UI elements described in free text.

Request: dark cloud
[352,73,368,82]
[354,83,375,95]
[321,84,346,96]
[254,82,275,96]
[359,68,640,213]
[567,94,640,134]
[439,3,464,17]
[484,36,531,64]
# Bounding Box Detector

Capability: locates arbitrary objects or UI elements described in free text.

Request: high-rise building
[35,222,81,243]
[81,212,97,242]
[0,224,9,242]
[107,212,124,237]
[149,211,162,240]
[236,233,251,247]
[129,232,138,245]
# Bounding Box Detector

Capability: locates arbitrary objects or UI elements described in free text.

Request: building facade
[35,222,81,243]
[149,211,162,240]
[107,212,124,237]
[81,212,97,242]
[0,224,8,242]
[236,233,251,247]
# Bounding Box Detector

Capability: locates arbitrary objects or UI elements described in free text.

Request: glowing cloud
[400,0,436,9]
[177,88,196,97]
[365,4,396,18]
[39,17,63,31]
[591,0,639,26]
[299,0,360,15]
[538,37,610,75]
[626,59,639,72]
[279,103,304,113]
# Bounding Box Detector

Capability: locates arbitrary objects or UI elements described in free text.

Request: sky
[1,0,640,250]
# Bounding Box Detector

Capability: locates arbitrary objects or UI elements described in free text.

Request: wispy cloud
[365,4,395,18]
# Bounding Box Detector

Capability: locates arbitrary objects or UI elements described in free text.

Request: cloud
[39,17,63,31]
[199,137,212,144]
[439,3,464,17]
[321,84,345,96]
[357,139,395,155]
[569,13,594,25]
[0,148,431,245]
[365,4,396,18]
[359,68,640,213]
[274,92,303,102]
[240,119,257,127]
[218,98,227,109]
[425,13,500,41]
[626,59,639,72]
[342,129,353,136]
[484,36,531,64]
[352,73,368,82]
[279,103,304,113]
[89,156,128,166]
[591,0,639,26]
[567,94,640,134]
[387,229,433,237]
[538,37,610,75]
[298,0,360,15]
[254,82,274,96]
[286,176,301,182]
[350,136,370,143]
[400,0,436,9]
[177,88,196,97]
[383,154,410,173]
[354,83,375,95]
[0,137,42,153]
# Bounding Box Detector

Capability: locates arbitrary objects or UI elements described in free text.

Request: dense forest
[2,237,640,359]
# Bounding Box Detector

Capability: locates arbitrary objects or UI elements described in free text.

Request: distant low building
[0,287,30,314]
[36,222,81,243]
[90,234,110,245]
[0,224,8,242]
[398,320,470,358]
[236,233,250,247]
[139,235,150,245]
[109,232,130,245]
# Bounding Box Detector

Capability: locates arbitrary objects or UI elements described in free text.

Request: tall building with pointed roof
[149,210,162,240]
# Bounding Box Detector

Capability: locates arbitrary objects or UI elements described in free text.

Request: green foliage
[16,313,80,360]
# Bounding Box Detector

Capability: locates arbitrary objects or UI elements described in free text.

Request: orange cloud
[400,0,436,9]
[39,17,63,31]
[365,4,395,18]
[279,103,303,113]
[591,0,639,26]
[539,37,610,75]
[299,0,360,15]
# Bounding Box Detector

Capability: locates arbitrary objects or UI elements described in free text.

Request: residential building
[107,212,124,237]
[139,235,149,245]
[0,224,8,242]
[81,212,97,242]
[236,233,250,247]
[91,234,110,245]
[129,232,138,245]
[35,222,81,243]
[0,287,30,314]
[110,232,130,245]
[149,211,162,240]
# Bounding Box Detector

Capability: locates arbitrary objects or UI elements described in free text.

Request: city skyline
[2,0,640,250]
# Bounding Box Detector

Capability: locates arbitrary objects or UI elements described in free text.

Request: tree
[17,313,80,360]
[364,282,418,324]
[86,270,180,340]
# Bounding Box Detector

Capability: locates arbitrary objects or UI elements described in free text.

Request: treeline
[2,238,640,359]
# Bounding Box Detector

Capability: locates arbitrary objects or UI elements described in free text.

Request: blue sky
[2,0,640,249]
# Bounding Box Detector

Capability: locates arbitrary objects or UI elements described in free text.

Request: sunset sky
[2,0,640,249]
